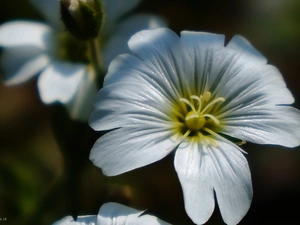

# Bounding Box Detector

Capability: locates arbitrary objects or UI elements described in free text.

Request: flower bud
[60,0,104,41]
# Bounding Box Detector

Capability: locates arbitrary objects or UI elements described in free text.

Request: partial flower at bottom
[89,28,300,224]
[52,202,171,225]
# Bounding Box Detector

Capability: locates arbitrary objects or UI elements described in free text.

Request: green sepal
[60,0,104,41]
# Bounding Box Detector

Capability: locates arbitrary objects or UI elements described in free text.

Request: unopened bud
[60,0,104,40]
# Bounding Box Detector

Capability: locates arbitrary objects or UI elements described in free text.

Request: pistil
[179,91,225,132]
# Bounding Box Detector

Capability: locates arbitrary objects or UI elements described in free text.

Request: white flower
[52,202,171,225]
[0,0,166,120]
[89,28,300,224]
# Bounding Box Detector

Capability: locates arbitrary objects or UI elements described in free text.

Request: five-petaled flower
[89,28,300,224]
[52,202,171,225]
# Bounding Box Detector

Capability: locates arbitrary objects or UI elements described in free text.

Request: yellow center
[185,111,206,131]
[179,91,225,132]
[171,91,225,146]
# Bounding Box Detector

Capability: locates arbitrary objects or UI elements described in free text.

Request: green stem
[88,39,104,86]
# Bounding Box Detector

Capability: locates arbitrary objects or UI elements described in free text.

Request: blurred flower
[52,202,171,225]
[89,28,300,224]
[0,0,166,120]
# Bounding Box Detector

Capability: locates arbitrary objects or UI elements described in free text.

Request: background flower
[0,0,166,120]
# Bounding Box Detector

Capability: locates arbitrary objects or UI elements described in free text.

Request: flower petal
[97,202,170,225]
[89,126,177,176]
[103,14,167,70]
[38,62,86,104]
[180,31,294,105]
[180,31,225,95]
[211,59,294,106]
[65,68,98,121]
[181,31,225,49]
[91,44,184,131]
[29,0,62,28]
[220,106,300,147]
[174,136,252,225]
[102,0,141,35]
[208,137,252,225]
[226,35,267,63]
[52,215,97,225]
[127,28,193,98]
[90,77,174,131]
[76,216,98,225]
[0,21,52,49]
[174,140,215,225]
[103,53,183,104]
[1,46,50,85]
[52,216,76,225]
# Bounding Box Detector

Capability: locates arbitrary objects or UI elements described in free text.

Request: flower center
[184,111,206,131]
[179,91,225,133]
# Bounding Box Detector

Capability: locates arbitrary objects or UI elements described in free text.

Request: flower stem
[88,38,104,86]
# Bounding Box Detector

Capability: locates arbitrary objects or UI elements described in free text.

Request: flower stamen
[203,91,211,102]
[190,95,202,113]
[186,113,199,120]
[200,114,220,125]
[200,97,225,114]
[170,129,191,149]
[179,98,197,114]
[176,92,225,137]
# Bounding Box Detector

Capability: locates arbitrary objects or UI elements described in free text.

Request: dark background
[0,0,299,224]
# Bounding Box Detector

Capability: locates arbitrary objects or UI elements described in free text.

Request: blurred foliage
[0,0,299,225]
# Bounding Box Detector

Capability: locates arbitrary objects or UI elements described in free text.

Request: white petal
[102,14,167,70]
[98,202,170,225]
[179,31,225,95]
[128,28,180,61]
[1,46,50,85]
[52,216,76,225]
[180,31,294,105]
[209,137,252,225]
[65,68,98,121]
[91,51,181,132]
[29,0,62,28]
[181,31,225,49]
[102,0,141,35]
[226,35,267,63]
[174,141,215,225]
[104,53,183,103]
[127,28,192,97]
[221,106,300,147]
[212,58,294,106]
[89,126,177,176]
[0,21,53,49]
[52,215,97,225]
[38,62,86,104]
[174,136,252,225]
[76,215,98,225]
[90,79,174,131]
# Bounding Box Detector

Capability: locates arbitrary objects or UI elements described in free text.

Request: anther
[203,91,211,102]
